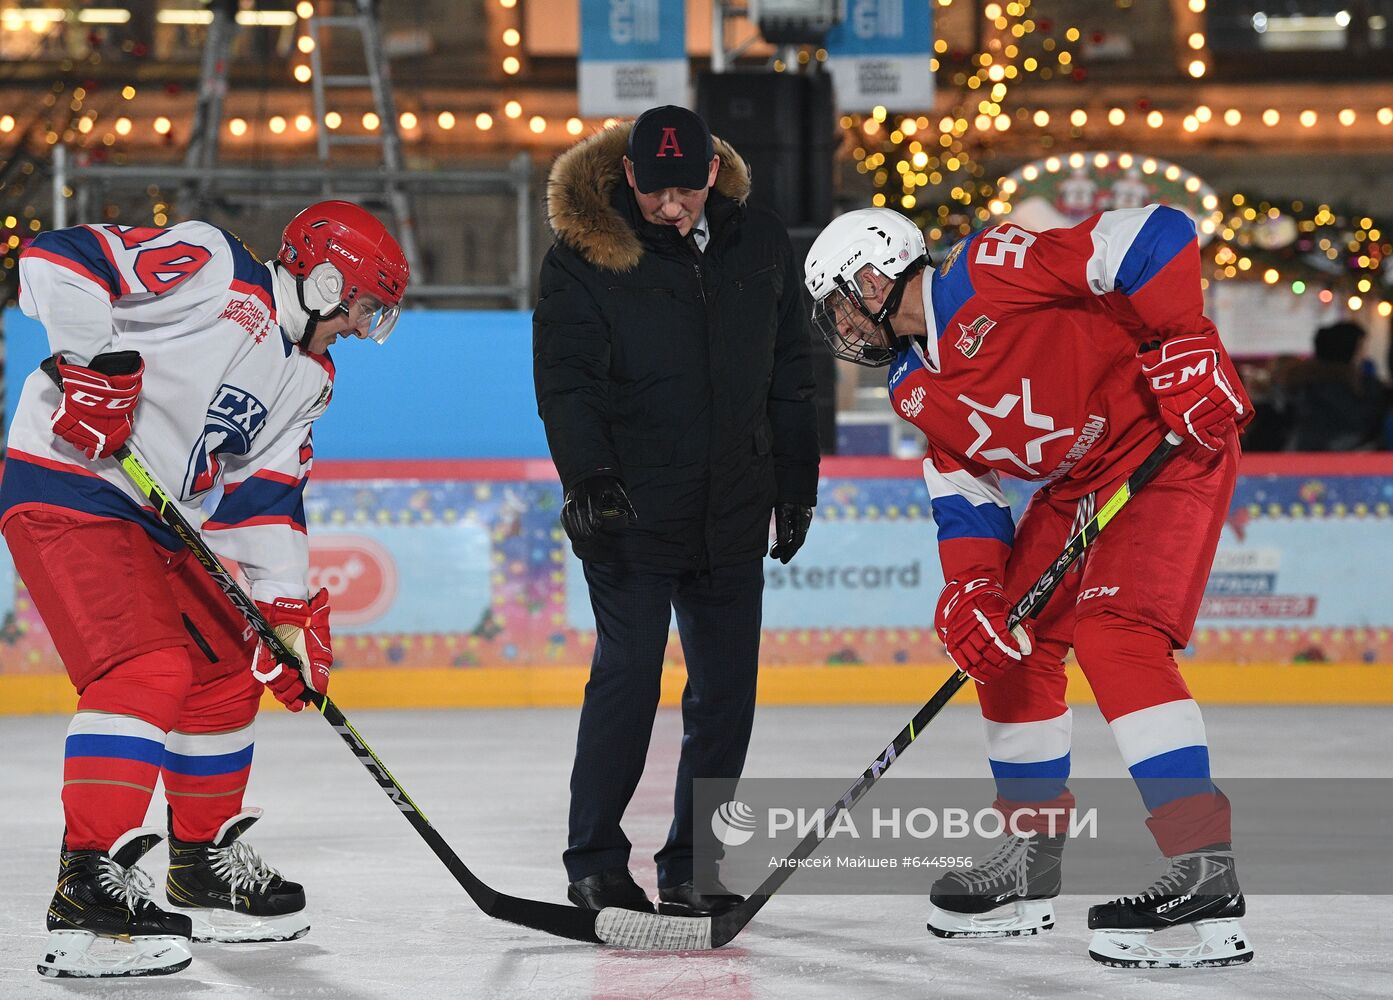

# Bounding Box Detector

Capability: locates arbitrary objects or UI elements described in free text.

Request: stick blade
[487,894,604,944]
[594,908,713,950]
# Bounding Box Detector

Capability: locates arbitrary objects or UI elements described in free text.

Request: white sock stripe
[67,711,166,743]
[983,709,1073,764]
[164,724,256,758]
[1108,699,1208,769]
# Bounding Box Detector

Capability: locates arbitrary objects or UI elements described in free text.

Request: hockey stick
[693,430,1185,948]
[39,354,1181,952]
[39,357,706,948]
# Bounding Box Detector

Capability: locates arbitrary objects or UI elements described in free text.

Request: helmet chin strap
[272,261,345,345]
[868,255,929,345]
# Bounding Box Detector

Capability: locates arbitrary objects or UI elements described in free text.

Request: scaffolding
[126,0,527,305]
[51,148,536,310]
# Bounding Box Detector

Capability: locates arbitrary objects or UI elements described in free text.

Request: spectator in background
[532,106,820,916]
[1232,357,1295,452]
[1283,321,1388,451]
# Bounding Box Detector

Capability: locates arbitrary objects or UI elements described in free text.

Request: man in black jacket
[533,106,820,916]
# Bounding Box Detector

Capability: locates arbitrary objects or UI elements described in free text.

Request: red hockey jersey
[890,204,1248,584]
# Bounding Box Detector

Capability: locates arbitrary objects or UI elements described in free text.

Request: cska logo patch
[955,314,996,358]
[181,384,269,499]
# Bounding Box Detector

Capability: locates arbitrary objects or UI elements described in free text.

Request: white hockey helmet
[804,208,929,367]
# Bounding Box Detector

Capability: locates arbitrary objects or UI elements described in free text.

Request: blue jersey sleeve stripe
[29,228,122,297]
[65,734,166,766]
[161,745,255,777]
[219,228,274,300]
[1114,207,1195,295]
[930,494,1015,544]
[207,475,307,530]
[929,228,987,340]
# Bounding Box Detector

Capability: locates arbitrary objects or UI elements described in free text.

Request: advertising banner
[579,0,688,118]
[823,0,934,112]
[1,461,1390,680]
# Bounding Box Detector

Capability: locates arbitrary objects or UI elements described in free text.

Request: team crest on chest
[955,314,996,358]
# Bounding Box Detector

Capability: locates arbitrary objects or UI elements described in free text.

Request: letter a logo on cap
[656,126,683,157]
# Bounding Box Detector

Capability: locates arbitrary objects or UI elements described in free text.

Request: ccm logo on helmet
[328,241,363,266]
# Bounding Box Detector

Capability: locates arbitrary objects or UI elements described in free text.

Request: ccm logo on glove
[49,351,144,460]
[251,588,333,712]
[934,577,1033,685]
[1140,336,1247,452]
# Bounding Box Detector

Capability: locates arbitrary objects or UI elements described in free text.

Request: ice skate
[1087,842,1253,968]
[166,808,310,943]
[926,834,1065,938]
[38,827,194,978]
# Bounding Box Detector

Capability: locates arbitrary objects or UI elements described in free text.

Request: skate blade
[37,930,193,978]
[927,900,1055,939]
[1088,918,1254,969]
[184,907,310,944]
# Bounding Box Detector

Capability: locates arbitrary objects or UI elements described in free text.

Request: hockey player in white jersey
[1,201,409,977]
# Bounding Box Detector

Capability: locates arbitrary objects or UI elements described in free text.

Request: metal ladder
[305,0,420,277]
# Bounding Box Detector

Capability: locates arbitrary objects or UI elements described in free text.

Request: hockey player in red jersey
[803,206,1253,968]
[2,201,408,978]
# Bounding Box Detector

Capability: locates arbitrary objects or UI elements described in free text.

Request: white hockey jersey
[1,221,334,601]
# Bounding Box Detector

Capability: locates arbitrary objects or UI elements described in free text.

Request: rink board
[0,454,1390,712]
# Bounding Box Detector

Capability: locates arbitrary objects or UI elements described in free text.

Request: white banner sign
[579,0,688,118]
[823,0,934,112]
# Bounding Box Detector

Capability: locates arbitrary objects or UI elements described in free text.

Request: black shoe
[1087,842,1246,931]
[567,867,655,913]
[39,827,195,978]
[930,833,1066,916]
[48,829,192,940]
[166,808,309,943]
[657,879,743,917]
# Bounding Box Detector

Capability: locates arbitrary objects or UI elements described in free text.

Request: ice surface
[2,703,1388,999]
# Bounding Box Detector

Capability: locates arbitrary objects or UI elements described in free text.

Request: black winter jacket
[533,124,820,570]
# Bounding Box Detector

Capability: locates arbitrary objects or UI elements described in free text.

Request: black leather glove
[770,503,813,564]
[560,475,637,542]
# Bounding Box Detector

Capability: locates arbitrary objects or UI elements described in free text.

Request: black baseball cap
[626,105,715,194]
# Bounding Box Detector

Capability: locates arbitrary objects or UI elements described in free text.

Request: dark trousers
[565,558,764,887]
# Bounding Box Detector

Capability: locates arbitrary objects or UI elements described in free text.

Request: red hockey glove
[1140,336,1246,452]
[50,352,144,459]
[251,588,332,712]
[934,578,1033,684]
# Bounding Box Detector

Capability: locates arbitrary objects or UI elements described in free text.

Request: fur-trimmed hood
[544,122,751,272]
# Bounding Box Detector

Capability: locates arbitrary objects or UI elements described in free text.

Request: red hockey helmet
[278,200,410,343]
